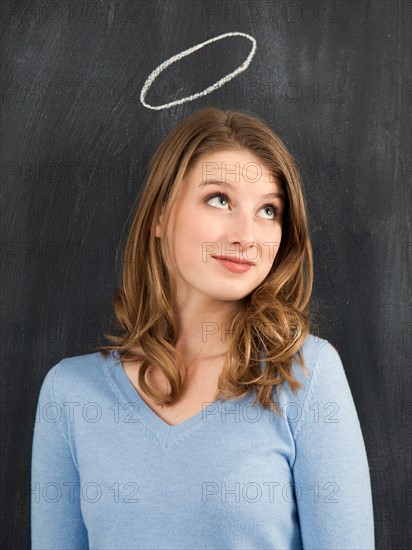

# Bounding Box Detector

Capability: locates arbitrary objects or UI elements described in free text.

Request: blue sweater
[31,334,375,549]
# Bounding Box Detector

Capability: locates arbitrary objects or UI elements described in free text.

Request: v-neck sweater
[31,334,375,549]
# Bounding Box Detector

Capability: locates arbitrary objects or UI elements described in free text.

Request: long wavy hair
[95,107,318,416]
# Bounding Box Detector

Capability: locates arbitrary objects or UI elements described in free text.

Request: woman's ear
[154,203,165,238]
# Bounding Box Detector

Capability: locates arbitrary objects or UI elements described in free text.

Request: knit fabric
[31,333,375,549]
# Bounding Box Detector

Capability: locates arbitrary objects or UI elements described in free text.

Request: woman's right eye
[205,192,229,208]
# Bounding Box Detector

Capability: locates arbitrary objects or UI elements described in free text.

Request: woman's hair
[95,106,318,416]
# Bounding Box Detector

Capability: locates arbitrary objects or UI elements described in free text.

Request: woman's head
[154,146,285,312]
[97,107,316,414]
[145,107,310,307]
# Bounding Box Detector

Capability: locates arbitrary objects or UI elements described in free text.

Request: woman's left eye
[204,192,280,220]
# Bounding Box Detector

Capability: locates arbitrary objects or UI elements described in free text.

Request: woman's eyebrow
[198,179,285,201]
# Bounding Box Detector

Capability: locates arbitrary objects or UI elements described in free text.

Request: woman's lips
[212,257,253,273]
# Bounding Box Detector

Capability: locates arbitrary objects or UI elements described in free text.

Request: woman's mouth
[212,256,253,273]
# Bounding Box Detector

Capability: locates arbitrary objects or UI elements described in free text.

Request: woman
[31,107,375,549]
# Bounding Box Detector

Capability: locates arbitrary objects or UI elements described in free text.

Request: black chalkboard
[1,1,410,548]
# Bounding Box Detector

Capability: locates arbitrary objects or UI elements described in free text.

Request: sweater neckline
[106,349,225,447]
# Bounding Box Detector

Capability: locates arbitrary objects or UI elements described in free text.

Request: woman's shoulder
[274,332,346,407]
[298,332,341,372]
[37,350,113,402]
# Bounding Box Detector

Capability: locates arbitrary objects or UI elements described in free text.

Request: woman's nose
[225,210,258,254]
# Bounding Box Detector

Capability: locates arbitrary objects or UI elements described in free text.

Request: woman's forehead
[192,148,265,170]
[184,148,283,194]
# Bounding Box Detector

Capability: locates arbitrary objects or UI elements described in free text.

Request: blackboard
[1,1,410,548]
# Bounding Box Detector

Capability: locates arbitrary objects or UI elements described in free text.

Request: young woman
[31,107,375,549]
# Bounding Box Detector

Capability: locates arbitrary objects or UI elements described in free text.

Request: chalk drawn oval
[140,32,257,111]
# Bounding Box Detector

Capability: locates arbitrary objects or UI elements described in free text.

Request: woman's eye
[205,192,280,220]
[205,193,229,208]
[263,205,280,220]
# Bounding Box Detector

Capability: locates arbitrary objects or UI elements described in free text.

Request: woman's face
[155,148,285,306]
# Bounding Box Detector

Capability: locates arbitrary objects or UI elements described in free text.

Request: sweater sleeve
[292,342,375,550]
[31,362,89,549]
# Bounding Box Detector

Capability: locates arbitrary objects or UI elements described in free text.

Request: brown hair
[94,107,318,415]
